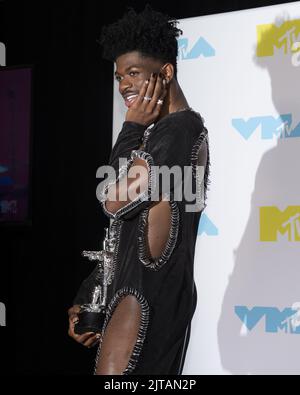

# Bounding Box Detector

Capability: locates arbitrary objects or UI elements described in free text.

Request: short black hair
[99,5,183,77]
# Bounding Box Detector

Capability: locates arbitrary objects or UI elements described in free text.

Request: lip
[123,93,138,108]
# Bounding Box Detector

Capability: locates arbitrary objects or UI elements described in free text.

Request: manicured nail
[151,73,157,78]
[145,79,149,84]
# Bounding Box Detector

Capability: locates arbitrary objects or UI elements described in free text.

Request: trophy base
[74,309,106,335]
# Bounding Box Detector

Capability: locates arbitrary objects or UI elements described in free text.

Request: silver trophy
[74,227,116,334]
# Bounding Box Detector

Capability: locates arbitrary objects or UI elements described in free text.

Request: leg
[95,295,141,375]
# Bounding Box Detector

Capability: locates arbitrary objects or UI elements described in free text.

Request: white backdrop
[112,2,300,375]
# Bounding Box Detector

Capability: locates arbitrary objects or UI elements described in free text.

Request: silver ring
[143,96,152,101]
[157,99,164,105]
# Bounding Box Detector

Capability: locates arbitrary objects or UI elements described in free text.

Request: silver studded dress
[74,109,210,375]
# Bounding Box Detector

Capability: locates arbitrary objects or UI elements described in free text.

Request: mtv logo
[0,42,6,66]
[257,19,300,57]
[178,37,215,60]
[0,303,6,326]
[197,213,218,236]
[0,200,17,215]
[232,114,300,140]
[292,41,300,67]
[260,206,300,242]
[235,305,300,334]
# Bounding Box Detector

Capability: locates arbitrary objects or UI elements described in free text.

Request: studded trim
[190,127,210,211]
[137,197,180,271]
[94,287,150,375]
[100,150,157,220]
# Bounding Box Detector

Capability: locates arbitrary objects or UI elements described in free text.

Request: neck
[158,79,190,121]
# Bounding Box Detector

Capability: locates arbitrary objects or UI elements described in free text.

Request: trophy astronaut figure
[74,227,116,334]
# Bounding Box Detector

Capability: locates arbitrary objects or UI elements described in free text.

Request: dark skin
[105,51,191,214]
[116,50,189,125]
[68,51,190,350]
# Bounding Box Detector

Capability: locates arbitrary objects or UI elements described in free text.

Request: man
[68,5,210,375]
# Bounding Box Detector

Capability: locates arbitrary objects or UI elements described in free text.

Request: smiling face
[115,51,166,108]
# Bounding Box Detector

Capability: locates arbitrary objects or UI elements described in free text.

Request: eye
[115,75,122,82]
[129,71,139,77]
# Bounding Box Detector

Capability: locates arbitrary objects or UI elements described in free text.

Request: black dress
[74,108,210,375]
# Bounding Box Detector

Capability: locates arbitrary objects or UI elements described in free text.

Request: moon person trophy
[74,227,116,334]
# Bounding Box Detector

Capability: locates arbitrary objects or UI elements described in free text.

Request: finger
[83,333,101,348]
[134,79,150,106]
[68,305,81,314]
[68,321,86,339]
[68,306,81,319]
[76,332,96,344]
[68,324,79,339]
[87,340,101,349]
[69,314,79,324]
[141,73,158,109]
[147,76,167,112]
[148,74,164,111]
[68,317,79,334]
[156,81,168,105]
[68,326,94,342]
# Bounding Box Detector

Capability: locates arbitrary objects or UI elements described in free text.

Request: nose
[119,77,132,96]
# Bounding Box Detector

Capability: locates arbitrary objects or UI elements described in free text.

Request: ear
[160,63,174,84]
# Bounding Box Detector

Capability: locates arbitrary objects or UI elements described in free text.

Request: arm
[101,113,208,220]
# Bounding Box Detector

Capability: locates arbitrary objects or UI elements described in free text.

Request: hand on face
[125,72,168,126]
